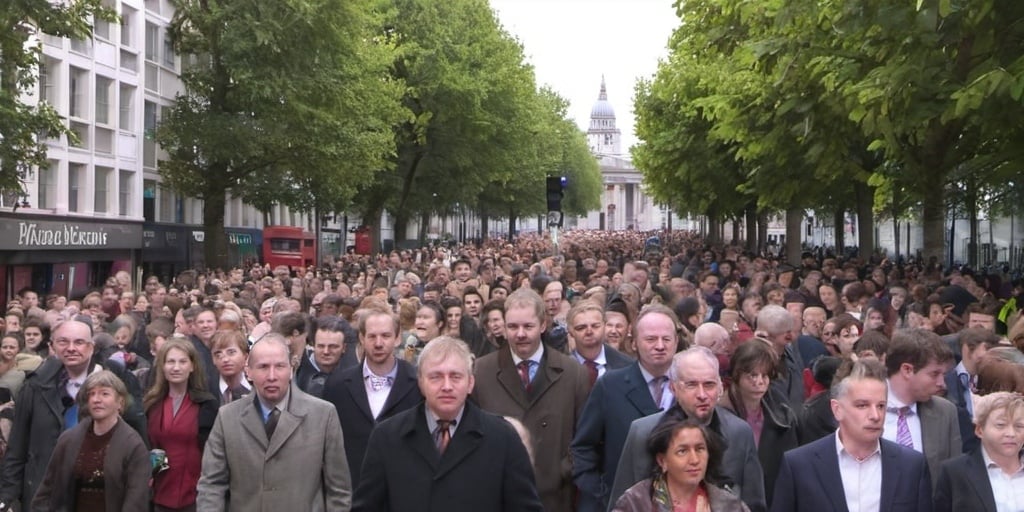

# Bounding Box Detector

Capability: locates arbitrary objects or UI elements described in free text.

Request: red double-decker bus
[262,226,316,270]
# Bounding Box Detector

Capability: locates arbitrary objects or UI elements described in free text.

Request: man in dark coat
[0,318,146,510]
[323,310,422,487]
[353,336,542,512]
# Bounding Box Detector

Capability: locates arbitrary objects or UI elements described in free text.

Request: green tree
[157,0,401,268]
[0,1,114,198]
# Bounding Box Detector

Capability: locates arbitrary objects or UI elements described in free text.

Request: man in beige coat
[197,334,352,511]
[473,289,590,512]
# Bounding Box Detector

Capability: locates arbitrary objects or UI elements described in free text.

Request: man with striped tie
[882,328,961,487]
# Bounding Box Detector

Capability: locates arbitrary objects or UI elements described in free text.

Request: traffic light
[547,176,566,211]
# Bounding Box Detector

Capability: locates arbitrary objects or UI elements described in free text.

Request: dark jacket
[0,357,147,506]
[797,390,836,445]
[322,359,423,487]
[933,449,997,512]
[613,479,750,512]
[352,401,543,512]
[31,417,150,512]
[730,390,799,507]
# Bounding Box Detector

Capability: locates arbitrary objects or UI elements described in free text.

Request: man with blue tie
[572,304,678,512]
[943,327,999,452]
[473,289,590,512]
[882,328,961,487]
[771,358,932,512]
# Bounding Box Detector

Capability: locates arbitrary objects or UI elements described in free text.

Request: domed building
[575,78,666,231]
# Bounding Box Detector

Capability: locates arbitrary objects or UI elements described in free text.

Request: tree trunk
[745,205,757,252]
[855,182,875,258]
[419,211,430,246]
[785,207,803,266]
[480,214,489,241]
[757,212,768,255]
[203,188,229,271]
[508,209,517,241]
[921,183,947,267]
[364,205,383,256]
[834,209,845,256]
[967,179,979,267]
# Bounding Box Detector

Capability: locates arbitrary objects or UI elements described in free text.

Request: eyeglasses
[821,331,836,337]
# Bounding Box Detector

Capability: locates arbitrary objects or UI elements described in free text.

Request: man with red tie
[473,289,590,512]
[568,300,633,386]
[571,304,680,512]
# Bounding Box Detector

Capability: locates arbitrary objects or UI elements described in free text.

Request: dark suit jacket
[322,359,423,487]
[769,344,805,414]
[933,450,998,512]
[796,335,828,369]
[473,346,590,512]
[352,401,543,512]
[603,345,634,370]
[942,368,980,453]
[770,434,932,512]
[571,362,662,512]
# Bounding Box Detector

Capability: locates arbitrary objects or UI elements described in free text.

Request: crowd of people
[0,228,1022,511]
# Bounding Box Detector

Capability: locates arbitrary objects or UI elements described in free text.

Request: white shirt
[363,360,398,419]
[571,346,608,378]
[218,376,251,397]
[982,446,1024,512]
[835,431,882,512]
[954,361,973,415]
[882,383,922,452]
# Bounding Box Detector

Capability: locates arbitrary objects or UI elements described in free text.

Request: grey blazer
[918,395,962,488]
[196,384,352,512]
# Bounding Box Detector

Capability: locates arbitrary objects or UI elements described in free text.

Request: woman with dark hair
[144,338,219,511]
[823,314,862,357]
[33,370,150,510]
[720,340,797,505]
[21,317,51,359]
[817,282,843,318]
[612,418,748,511]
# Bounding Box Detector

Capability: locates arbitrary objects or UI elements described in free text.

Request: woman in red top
[143,338,219,511]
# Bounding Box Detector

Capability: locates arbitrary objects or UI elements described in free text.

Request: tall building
[576,78,663,231]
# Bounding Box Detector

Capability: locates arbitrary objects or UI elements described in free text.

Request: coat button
[541,421,548,427]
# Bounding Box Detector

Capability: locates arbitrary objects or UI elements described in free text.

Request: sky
[489,0,680,152]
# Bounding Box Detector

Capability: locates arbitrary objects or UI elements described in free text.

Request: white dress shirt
[982,446,1024,512]
[364,360,398,419]
[571,345,608,378]
[835,431,882,512]
[882,383,923,452]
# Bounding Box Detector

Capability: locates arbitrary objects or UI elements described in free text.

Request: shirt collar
[954,361,969,377]
[363,359,399,380]
[981,444,1024,474]
[256,387,290,417]
[835,429,881,461]
[425,405,465,434]
[511,342,544,367]
[886,379,917,414]
[219,376,252,394]
[572,345,607,366]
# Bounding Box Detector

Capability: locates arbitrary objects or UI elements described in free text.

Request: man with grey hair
[610,346,766,512]
[770,359,932,512]
[757,304,805,412]
[198,333,352,511]
[353,336,542,511]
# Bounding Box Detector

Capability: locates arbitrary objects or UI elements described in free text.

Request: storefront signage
[0,217,142,251]
[228,233,253,245]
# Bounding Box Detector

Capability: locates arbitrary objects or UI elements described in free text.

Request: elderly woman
[612,418,749,512]
[32,370,150,511]
[934,392,1024,512]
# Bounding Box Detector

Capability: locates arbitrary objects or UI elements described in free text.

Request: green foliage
[0,0,116,197]
[157,0,402,266]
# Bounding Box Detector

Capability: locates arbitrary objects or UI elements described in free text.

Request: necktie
[651,376,668,408]
[369,375,392,392]
[265,407,281,439]
[896,406,913,448]
[517,361,533,392]
[584,359,599,386]
[435,419,453,455]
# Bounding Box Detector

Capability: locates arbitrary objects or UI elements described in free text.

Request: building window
[144,101,158,168]
[68,163,84,212]
[69,67,88,119]
[95,167,112,213]
[119,170,132,216]
[38,161,57,210]
[95,75,112,125]
[119,84,134,130]
[120,5,135,46]
[159,184,174,222]
[145,22,159,61]
[38,58,59,106]
[163,32,175,68]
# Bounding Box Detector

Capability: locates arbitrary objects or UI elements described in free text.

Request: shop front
[0,214,142,305]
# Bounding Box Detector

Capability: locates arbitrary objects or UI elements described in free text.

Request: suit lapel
[495,350,530,409]
[379,362,417,418]
[623,364,659,415]
[811,436,851,512]
[344,371,375,423]
[265,404,302,460]
[401,404,440,470]
[527,351,562,406]
[965,450,998,512]
[435,404,483,479]
[879,442,904,512]
[917,399,939,461]
[240,398,269,451]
